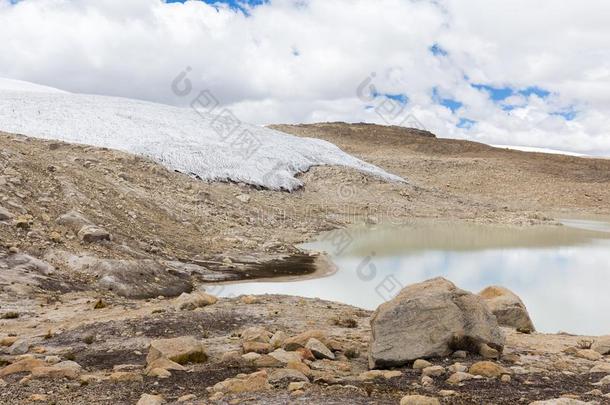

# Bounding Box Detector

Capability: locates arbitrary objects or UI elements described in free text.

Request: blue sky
[166,0,267,14]
[2,0,608,155]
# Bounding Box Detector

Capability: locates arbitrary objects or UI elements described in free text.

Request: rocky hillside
[1,125,610,404]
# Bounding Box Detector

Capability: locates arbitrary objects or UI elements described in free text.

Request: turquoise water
[204,220,610,336]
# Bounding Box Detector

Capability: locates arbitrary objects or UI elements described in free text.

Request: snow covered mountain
[0,78,404,191]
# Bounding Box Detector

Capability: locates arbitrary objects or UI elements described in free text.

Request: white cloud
[1,0,610,155]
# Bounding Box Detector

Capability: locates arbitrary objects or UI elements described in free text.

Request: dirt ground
[1,123,610,404]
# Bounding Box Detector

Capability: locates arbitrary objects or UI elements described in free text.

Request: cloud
[1,0,610,155]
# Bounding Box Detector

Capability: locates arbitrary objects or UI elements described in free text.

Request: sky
[1,0,610,156]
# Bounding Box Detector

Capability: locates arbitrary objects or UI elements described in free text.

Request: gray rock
[0,206,12,221]
[56,211,93,231]
[78,225,112,243]
[8,339,30,355]
[305,338,335,360]
[591,336,610,355]
[268,369,309,387]
[369,277,505,368]
[478,286,535,331]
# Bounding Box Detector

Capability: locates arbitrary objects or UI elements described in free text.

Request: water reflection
[205,220,610,336]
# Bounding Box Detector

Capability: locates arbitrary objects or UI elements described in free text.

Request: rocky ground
[1,123,610,404]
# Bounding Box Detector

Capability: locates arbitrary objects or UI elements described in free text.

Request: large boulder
[478,286,535,331]
[369,278,505,369]
[591,336,610,355]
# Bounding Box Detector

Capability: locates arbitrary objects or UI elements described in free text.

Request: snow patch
[0,81,404,190]
[0,78,68,94]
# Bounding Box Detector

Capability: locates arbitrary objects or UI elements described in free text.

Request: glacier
[0,78,404,191]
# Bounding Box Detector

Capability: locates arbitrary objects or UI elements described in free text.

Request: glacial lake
[204,219,610,336]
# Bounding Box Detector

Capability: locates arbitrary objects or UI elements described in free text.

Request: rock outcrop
[369,277,505,368]
[591,336,610,355]
[479,286,535,331]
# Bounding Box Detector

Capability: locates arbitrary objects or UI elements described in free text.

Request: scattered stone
[479,343,500,359]
[254,355,283,368]
[448,363,468,373]
[400,394,440,405]
[7,339,30,355]
[422,365,445,377]
[286,360,312,377]
[56,211,93,230]
[175,291,217,310]
[591,336,610,355]
[478,286,535,331]
[369,278,504,368]
[109,371,143,382]
[268,368,309,387]
[146,336,207,365]
[439,390,457,397]
[452,350,468,359]
[177,394,196,403]
[358,370,402,380]
[0,336,18,347]
[44,356,61,365]
[241,352,262,362]
[0,206,12,221]
[296,347,315,361]
[78,225,112,243]
[421,375,434,386]
[29,394,48,402]
[501,374,511,383]
[242,341,271,354]
[469,361,508,378]
[283,330,328,351]
[270,331,288,349]
[113,364,144,372]
[305,338,335,360]
[0,358,46,377]
[269,349,304,365]
[502,353,521,364]
[413,359,432,369]
[241,327,272,343]
[589,363,610,373]
[31,361,81,380]
[592,375,610,386]
[288,381,308,392]
[146,357,187,372]
[447,372,475,385]
[574,349,602,361]
[136,394,165,405]
[148,368,171,378]
[209,370,271,394]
